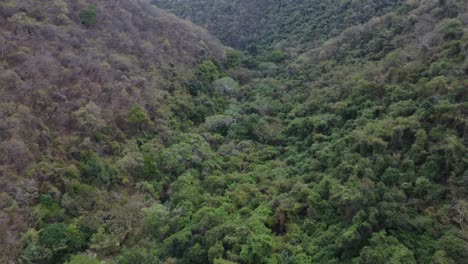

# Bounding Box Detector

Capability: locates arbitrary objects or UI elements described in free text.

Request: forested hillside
[1,0,467,263]
[0,0,227,262]
[152,0,405,50]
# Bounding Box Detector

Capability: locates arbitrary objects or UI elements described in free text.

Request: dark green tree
[80,6,97,27]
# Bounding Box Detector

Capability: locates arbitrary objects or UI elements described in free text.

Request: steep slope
[0,0,226,262]
[148,0,467,263]
[152,0,405,51]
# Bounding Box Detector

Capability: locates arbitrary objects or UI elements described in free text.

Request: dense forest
[0,0,467,263]
[151,0,405,50]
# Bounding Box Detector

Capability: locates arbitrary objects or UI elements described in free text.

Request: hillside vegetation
[0,0,227,262]
[1,0,467,263]
[152,0,405,50]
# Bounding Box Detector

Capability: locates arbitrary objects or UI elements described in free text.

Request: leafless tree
[0,36,9,58]
[0,139,31,172]
[451,200,468,240]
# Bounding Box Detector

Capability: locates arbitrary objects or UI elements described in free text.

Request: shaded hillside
[152,0,405,51]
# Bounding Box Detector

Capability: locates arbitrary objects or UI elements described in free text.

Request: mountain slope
[152,0,405,51]
[149,0,468,263]
[0,0,226,262]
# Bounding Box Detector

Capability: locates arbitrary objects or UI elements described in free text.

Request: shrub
[205,115,236,135]
[126,105,149,133]
[79,151,117,185]
[223,50,242,69]
[266,50,289,63]
[39,224,83,251]
[437,19,463,40]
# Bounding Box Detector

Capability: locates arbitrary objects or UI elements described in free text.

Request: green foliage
[205,114,235,135]
[79,151,117,185]
[20,229,52,264]
[160,133,221,177]
[258,62,278,76]
[169,173,203,211]
[153,0,403,49]
[32,194,65,224]
[39,224,84,252]
[435,232,468,263]
[142,204,170,239]
[126,105,150,134]
[227,114,259,140]
[224,50,242,69]
[112,247,159,264]
[266,50,288,63]
[80,6,97,27]
[73,102,105,134]
[20,224,86,263]
[214,258,237,264]
[128,105,149,126]
[89,226,121,257]
[239,233,275,263]
[195,60,220,84]
[432,250,455,264]
[65,255,100,264]
[212,77,240,95]
[437,19,463,40]
[357,231,416,264]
